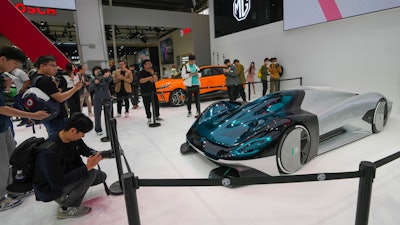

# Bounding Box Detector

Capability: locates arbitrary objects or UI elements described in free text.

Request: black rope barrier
[138,171,360,187]
[374,150,400,168]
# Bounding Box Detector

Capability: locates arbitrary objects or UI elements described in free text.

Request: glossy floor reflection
[3,89,400,225]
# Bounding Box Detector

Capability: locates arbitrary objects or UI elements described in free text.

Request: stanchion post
[109,118,124,195]
[247,82,251,101]
[355,161,376,225]
[149,91,161,128]
[122,172,141,225]
[101,99,111,142]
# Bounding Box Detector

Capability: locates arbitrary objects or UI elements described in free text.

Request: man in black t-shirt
[32,56,82,137]
[138,59,162,124]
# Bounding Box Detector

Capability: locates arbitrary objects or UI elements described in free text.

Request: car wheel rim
[171,90,185,106]
[373,100,386,132]
[278,125,310,174]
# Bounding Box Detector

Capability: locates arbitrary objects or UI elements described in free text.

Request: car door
[199,67,226,94]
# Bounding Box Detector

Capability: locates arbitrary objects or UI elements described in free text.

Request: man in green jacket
[233,59,246,101]
[259,58,270,95]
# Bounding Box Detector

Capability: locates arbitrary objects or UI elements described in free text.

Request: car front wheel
[169,89,186,107]
[372,99,388,133]
[277,125,311,174]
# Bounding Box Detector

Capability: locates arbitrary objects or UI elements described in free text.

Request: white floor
[2,87,400,225]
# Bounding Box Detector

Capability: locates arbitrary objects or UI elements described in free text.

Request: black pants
[261,79,268,95]
[67,90,81,115]
[130,85,139,106]
[116,89,130,114]
[186,85,200,113]
[227,85,237,101]
[142,92,160,119]
[55,169,106,208]
[237,84,246,101]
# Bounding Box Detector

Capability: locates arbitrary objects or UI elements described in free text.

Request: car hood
[193,94,295,147]
[156,78,182,89]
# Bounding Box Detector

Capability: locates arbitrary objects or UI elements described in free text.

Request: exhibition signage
[233,0,251,21]
[23,0,75,10]
[15,3,57,16]
[0,0,70,70]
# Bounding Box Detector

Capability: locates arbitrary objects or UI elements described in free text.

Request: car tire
[372,99,388,133]
[169,89,186,107]
[277,125,311,174]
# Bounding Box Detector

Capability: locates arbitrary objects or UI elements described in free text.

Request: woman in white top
[64,63,81,115]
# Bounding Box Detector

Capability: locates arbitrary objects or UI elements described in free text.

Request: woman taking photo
[89,67,113,136]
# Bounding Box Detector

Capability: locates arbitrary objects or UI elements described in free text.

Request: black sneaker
[57,205,91,219]
[0,197,22,212]
[7,189,34,199]
[17,121,26,127]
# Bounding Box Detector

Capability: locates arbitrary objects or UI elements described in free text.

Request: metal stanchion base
[209,165,269,179]
[109,181,124,195]
[148,122,161,128]
[101,136,110,142]
[180,142,195,154]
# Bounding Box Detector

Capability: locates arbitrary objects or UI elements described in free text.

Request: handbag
[257,68,262,78]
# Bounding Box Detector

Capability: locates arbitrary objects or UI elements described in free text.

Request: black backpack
[279,65,284,77]
[21,75,60,123]
[7,137,52,193]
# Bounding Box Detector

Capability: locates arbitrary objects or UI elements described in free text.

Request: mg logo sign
[233,0,251,21]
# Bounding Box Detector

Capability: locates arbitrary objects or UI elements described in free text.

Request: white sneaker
[0,196,22,212]
[195,112,200,118]
[187,112,192,117]
[116,113,121,118]
[124,112,129,118]
[96,131,103,136]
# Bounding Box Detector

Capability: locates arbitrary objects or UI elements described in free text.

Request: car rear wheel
[372,99,388,133]
[169,89,186,107]
[277,125,311,174]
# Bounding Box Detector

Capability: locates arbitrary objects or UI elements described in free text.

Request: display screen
[214,0,283,38]
[284,0,400,30]
[160,38,174,65]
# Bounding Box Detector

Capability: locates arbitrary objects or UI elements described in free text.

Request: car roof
[199,65,226,69]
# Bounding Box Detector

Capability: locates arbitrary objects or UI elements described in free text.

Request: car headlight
[157,83,171,90]
[221,137,272,159]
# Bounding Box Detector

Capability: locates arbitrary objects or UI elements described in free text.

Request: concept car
[183,88,391,176]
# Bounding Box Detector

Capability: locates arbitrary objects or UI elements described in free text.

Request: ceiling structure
[102,0,208,12]
[26,0,209,59]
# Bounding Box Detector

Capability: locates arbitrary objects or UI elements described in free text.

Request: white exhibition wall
[209,1,400,112]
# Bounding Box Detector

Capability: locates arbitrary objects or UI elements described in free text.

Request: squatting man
[33,113,114,219]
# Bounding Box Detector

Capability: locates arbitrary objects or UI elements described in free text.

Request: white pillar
[74,0,108,70]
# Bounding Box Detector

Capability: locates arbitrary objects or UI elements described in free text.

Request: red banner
[0,0,69,69]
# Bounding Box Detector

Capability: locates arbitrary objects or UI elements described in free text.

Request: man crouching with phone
[33,112,112,219]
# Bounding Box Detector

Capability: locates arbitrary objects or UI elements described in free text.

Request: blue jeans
[43,118,67,137]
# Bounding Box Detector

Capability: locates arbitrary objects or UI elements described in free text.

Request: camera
[95,71,104,81]
[91,149,115,158]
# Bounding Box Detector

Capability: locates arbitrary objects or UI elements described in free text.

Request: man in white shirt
[5,68,31,127]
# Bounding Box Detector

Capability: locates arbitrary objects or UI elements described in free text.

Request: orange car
[156,65,228,106]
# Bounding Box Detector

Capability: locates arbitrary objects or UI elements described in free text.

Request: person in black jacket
[33,113,109,219]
